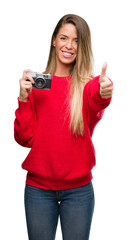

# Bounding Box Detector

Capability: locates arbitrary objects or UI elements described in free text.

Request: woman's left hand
[99,63,113,99]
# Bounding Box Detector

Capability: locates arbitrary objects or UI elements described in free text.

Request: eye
[60,36,67,41]
[74,39,78,43]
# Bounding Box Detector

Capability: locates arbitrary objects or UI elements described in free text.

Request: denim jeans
[24,182,95,240]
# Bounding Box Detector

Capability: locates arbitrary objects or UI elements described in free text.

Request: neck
[54,62,72,77]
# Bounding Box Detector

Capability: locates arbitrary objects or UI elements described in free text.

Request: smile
[62,51,74,57]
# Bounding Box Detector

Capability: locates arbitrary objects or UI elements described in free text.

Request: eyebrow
[59,34,68,37]
[59,34,78,39]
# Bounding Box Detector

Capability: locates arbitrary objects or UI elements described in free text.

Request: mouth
[62,51,74,58]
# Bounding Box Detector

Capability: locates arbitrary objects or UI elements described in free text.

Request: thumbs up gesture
[99,63,113,98]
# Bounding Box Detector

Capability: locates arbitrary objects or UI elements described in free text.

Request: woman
[14,14,113,240]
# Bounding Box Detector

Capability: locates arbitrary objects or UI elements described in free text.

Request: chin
[61,57,76,65]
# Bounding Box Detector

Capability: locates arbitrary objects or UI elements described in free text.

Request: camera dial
[35,77,46,89]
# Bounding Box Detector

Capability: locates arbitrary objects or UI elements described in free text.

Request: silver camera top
[27,72,51,79]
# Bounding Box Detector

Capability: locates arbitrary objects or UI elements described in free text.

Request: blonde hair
[45,14,93,136]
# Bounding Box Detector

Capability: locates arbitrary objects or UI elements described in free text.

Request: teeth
[63,52,73,56]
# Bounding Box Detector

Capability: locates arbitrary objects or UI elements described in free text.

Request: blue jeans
[24,182,95,240]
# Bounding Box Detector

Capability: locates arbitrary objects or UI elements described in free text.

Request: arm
[83,63,113,134]
[14,92,37,148]
[14,70,37,147]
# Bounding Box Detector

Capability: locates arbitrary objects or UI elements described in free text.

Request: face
[53,23,78,68]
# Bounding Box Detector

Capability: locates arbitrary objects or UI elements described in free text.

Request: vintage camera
[27,72,52,90]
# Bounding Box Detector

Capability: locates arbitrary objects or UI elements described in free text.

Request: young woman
[14,14,113,240]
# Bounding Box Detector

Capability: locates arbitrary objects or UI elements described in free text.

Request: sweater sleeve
[14,92,37,148]
[83,75,112,135]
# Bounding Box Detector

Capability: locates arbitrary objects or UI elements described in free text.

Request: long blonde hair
[45,14,93,136]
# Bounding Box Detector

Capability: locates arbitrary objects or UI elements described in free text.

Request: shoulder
[85,76,100,88]
[84,76,100,96]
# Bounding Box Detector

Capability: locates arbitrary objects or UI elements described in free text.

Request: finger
[23,69,33,74]
[100,87,113,97]
[20,77,34,85]
[100,81,112,89]
[100,89,113,97]
[100,88,113,96]
[100,62,107,77]
[21,81,32,88]
[25,76,34,84]
[101,93,113,98]
[26,85,32,90]
[22,73,34,84]
[22,69,33,78]
[22,82,32,87]
[100,85,113,91]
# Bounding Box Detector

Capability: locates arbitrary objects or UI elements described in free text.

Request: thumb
[100,62,107,77]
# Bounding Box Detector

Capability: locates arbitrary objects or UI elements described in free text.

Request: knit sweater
[14,75,111,190]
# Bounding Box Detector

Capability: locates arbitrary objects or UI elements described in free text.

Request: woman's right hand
[19,69,34,102]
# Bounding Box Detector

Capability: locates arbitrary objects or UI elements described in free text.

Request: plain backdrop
[0,0,127,239]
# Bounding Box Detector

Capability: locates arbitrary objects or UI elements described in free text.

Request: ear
[52,38,56,47]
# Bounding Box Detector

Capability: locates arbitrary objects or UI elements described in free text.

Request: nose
[65,40,73,49]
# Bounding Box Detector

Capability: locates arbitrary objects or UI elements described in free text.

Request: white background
[0,0,127,239]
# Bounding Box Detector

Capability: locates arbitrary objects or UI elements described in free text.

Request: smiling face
[53,23,78,74]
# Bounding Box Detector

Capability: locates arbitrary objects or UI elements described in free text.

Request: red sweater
[14,75,111,190]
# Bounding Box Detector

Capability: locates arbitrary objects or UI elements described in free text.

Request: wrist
[19,96,28,102]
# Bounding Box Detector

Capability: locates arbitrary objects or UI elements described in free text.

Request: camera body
[27,72,52,90]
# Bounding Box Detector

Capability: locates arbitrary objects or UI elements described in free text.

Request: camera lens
[35,78,46,89]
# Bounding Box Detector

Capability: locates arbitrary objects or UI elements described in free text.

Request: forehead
[58,23,77,37]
